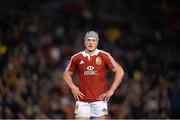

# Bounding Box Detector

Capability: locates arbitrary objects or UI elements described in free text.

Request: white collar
[82,49,100,60]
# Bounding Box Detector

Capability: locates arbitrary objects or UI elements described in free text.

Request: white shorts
[75,101,108,118]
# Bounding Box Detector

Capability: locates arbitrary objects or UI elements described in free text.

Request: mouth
[88,45,93,48]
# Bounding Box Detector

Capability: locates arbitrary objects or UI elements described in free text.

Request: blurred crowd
[0,0,180,119]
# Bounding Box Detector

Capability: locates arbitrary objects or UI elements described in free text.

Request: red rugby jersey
[66,49,119,102]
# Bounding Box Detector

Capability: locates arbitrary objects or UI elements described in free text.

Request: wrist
[70,84,77,89]
[109,88,115,93]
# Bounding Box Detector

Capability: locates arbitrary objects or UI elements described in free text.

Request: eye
[87,39,96,41]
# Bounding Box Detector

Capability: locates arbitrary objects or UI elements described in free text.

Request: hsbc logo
[84,66,96,75]
[87,66,94,71]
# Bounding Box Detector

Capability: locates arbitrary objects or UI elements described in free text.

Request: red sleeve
[66,56,77,73]
[104,53,119,70]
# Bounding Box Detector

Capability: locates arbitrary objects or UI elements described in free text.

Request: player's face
[84,37,98,52]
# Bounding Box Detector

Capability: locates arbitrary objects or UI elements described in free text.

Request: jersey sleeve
[65,56,77,73]
[104,53,119,70]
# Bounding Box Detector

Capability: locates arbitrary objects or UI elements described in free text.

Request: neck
[85,49,97,55]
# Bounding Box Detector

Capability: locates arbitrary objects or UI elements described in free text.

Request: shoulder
[98,50,116,62]
[71,51,83,59]
[98,50,111,57]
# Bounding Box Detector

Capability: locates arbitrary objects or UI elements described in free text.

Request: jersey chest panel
[77,55,106,76]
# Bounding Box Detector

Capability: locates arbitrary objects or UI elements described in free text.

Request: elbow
[63,71,68,80]
[120,68,124,77]
[63,70,72,80]
[117,66,124,77]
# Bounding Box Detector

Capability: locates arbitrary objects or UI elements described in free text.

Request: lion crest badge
[96,57,102,65]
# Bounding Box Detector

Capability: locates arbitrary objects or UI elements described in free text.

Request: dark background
[0,0,180,119]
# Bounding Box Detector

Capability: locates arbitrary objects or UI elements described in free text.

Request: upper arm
[103,53,124,74]
[112,62,124,75]
[64,70,73,76]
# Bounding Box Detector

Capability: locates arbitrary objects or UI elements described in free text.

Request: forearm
[97,67,124,101]
[109,67,124,92]
[63,70,84,100]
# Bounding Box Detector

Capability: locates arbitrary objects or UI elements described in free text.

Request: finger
[78,93,84,99]
[98,94,105,98]
[79,92,85,97]
[73,94,77,100]
[75,94,80,101]
[107,96,110,101]
[73,93,80,101]
[97,94,106,100]
[97,95,103,100]
[104,96,110,102]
